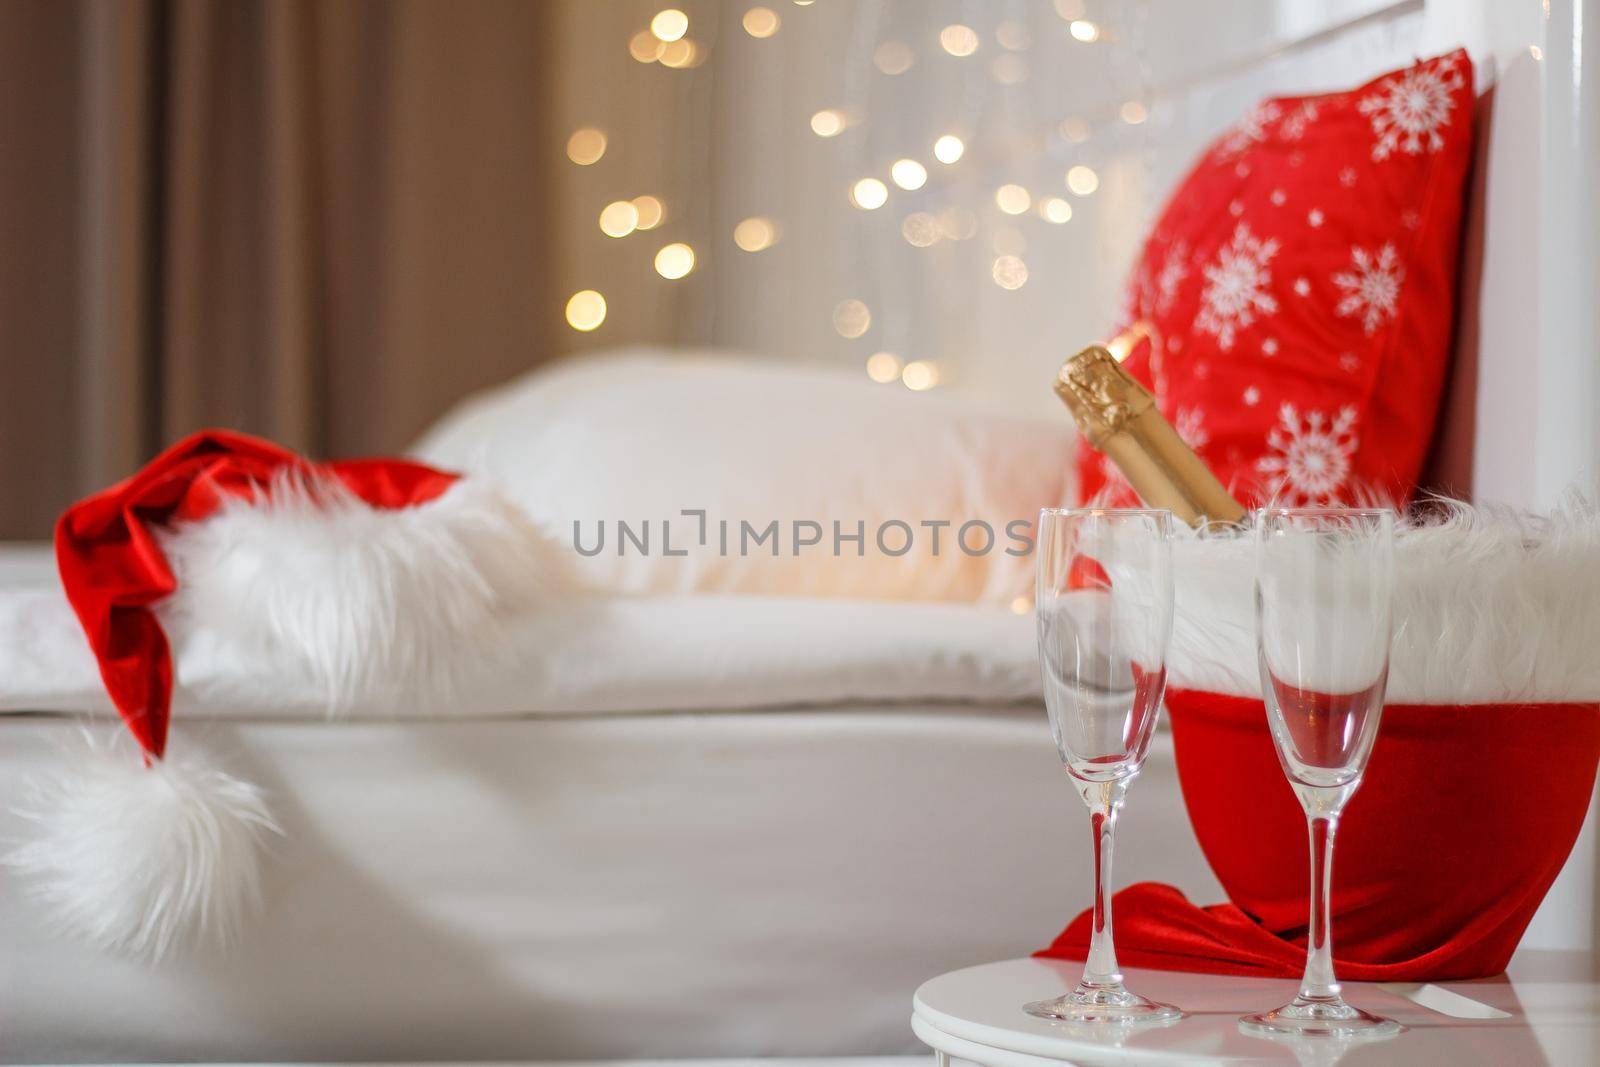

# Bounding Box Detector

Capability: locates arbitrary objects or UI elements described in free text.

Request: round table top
[912,952,1600,1066]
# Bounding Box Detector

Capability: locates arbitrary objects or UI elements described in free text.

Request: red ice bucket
[1166,689,1600,979]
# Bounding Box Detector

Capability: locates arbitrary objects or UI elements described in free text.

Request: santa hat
[8,430,553,960]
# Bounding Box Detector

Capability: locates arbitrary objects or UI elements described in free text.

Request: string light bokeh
[558,0,1163,404]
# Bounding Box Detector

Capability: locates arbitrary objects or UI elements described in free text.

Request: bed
[0,542,1223,1062]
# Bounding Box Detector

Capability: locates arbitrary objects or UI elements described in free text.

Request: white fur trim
[4,730,278,961]
[157,473,566,712]
[1168,496,1600,704]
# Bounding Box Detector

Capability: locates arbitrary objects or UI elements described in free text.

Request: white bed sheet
[0,707,1223,1064]
[0,542,1041,719]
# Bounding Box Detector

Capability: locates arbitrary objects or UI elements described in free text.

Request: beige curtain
[0,0,557,538]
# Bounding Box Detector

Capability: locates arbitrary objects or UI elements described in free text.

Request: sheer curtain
[543,1,1166,417]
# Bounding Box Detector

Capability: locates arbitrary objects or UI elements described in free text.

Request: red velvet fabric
[54,429,459,760]
[1078,49,1476,509]
[1039,690,1600,979]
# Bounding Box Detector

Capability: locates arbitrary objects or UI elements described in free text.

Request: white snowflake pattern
[1122,259,1152,322]
[1195,223,1279,351]
[1216,101,1282,158]
[1280,101,1319,140]
[1127,239,1192,324]
[1172,406,1210,451]
[1358,59,1464,161]
[1154,239,1190,315]
[1257,404,1359,504]
[1332,243,1404,335]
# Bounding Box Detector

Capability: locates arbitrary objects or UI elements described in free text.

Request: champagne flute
[1242,507,1400,1038]
[1026,508,1183,1025]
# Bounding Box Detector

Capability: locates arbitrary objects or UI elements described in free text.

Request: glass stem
[1081,779,1125,989]
[1300,812,1341,1002]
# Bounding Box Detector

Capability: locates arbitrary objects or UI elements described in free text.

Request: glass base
[1025,982,1185,1026]
[1239,995,1402,1038]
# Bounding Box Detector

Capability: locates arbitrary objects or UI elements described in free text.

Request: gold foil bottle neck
[1053,336,1247,528]
[1053,345,1155,447]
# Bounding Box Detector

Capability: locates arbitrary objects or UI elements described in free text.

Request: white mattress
[0,544,1223,1062]
[0,709,1221,1063]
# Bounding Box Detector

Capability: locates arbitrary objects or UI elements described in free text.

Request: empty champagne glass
[1242,507,1400,1039]
[1026,508,1183,1025]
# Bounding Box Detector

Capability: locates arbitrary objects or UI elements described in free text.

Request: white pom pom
[5,731,279,961]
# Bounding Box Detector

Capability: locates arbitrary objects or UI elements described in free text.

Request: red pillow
[1079,49,1475,508]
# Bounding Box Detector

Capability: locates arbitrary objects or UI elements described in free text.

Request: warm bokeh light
[1040,197,1073,224]
[939,24,979,57]
[866,351,903,383]
[742,7,780,38]
[1066,165,1099,196]
[901,212,941,247]
[996,19,1031,50]
[991,53,1028,85]
[1059,116,1090,143]
[565,290,606,331]
[995,183,1031,215]
[733,216,779,252]
[1053,0,1085,19]
[873,40,914,75]
[811,108,845,137]
[631,195,665,230]
[599,200,640,238]
[659,38,700,68]
[1069,19,1100,42]
[566,128,607,165]
[890,159,928,191]
[991,226,1026,257]
[901,360,939,391]
[629,31,665,63]
[650,9,689,42]
[850,177,888,210]
[1120,100,1148,125]
[654,242,696,279]
[832,299,871,338]
[1010,595,1032,615]
[992,255,1029,290]
[939,206,977,240]
[932,135,964,164]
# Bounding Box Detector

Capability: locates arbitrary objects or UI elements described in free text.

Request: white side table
[912,952,1599,1065]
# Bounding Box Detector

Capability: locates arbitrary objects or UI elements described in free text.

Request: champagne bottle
[1054,332,1246,527]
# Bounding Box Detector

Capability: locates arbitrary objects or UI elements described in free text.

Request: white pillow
[411,348,1077,605]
